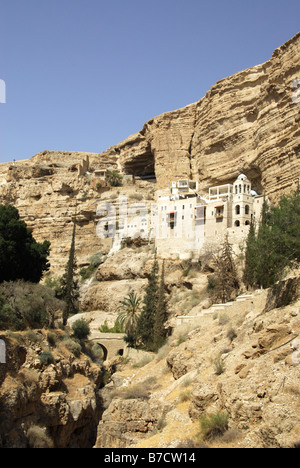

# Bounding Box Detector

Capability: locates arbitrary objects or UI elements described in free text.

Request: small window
[245,205,250,215]
[235,205,240,215]
[235,220,240,227]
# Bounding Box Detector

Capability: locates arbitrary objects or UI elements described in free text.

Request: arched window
[245,204,249,215]
[245,220,250,225]
[235,205,240,215]
[235,220,240,227]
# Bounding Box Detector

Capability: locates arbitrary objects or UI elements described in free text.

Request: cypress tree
[243,217,257,289]
[153,261,168,351]
[136,250,159,350]
[253,197,283,288]
[58,221,79,325]
[213,235,239,303]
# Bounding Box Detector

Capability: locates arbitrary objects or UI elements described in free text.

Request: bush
[0,281,64,331]
[27,426,54,448]
[39,351,55,366]
[200,412,229,440]
[47,331,58,346]
[99,319,124,333]
[64,337,82,357]
[227,327,237,342]
[114,379,157,400]
[72,319,90,340]
[106,170,123,187]
[214,356,226,375]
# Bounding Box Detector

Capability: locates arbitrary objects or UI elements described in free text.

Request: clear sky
[0,0,299,163]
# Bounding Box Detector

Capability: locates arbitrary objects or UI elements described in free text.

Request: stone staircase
[175,289,268,327]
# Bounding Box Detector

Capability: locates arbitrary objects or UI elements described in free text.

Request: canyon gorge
[0,32,299,448]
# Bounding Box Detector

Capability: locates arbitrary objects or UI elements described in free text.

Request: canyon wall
[0,33,299,272]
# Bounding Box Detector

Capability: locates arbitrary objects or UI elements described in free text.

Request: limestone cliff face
[0,33,299,272]
[124,31,300,197]
[94,277,300,449]
[0,330,103,448]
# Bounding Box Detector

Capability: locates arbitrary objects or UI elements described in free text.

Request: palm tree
[117,292,141,347]
[106,170,123,187]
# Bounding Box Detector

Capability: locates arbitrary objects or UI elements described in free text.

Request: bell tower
[232,174,253,227]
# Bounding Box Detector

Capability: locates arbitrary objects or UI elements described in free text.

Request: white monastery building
[155,174,264,259]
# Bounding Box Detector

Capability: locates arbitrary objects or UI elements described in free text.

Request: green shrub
[106,170,123,187]
[218,313,229,326]
[179,390,191,402]
[227,327,237,342]
[214,356,226,375]
[80,264,97,281]
[122,385,150,400]
[27,426,54,448]
[25,330,40,343]
[72,319,90,340]
[47,331,58,346]
[0,281,64,331]
[39,351,55,366]
[64,338,82,357]
[200,412,229,440]
[99,319,124,333]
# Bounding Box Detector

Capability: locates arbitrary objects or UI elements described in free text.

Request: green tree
[243,217,257,289]
[213,235,239,303]
[153,261,168,351]
[243,192,300,289]
[253,199,279,288]
[136,251,159,350]
[117,292,141,347]
[57,221,79,325]
[106,170,123,187]
[0,281,64,331]
[0,205,50,283]
[72,318,90,340]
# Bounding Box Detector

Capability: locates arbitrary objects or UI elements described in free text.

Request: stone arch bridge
[91,333,127,362]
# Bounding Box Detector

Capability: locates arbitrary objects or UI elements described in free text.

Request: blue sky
[0,0,299,163]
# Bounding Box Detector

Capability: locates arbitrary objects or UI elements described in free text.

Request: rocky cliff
[0,33,300,449]
[0,33,299,274]
[103,31,300,197]
[94,276,300,449]
[0,329,104,448]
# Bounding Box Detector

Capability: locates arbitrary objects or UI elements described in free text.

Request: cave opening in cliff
[243,166,263,195]
[123,144,156,180]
